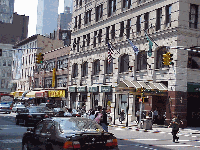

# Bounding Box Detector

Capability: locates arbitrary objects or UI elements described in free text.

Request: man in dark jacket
[101,108,108,132]
[168,114,183,142]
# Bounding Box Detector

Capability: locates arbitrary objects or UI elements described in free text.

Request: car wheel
[22,142,30,150]
[15,118,19,125]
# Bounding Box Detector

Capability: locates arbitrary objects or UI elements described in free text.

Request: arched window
[82,62,88,77]
[106,58,113,74]
[119,54,129,73]
[93,59,100,75]
[156,46,168,69]
[136,51,147,71]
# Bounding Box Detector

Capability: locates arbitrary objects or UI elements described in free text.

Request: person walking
[168,114,183,142]
[119,109,125,124]
[136,110,140,124]
[153,109,158,124]
[101,108,109,132]
[95,106,103,125]
[89,110,95,120]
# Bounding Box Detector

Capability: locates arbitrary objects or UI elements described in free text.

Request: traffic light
[163,52,173,66]
[36,53,44,64]
[162,53,169,65]
[141,87,145,98]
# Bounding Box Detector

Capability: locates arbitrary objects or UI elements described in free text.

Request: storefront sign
[77,86,87,92]
[68,87,77,92]
[48,90,65,97]
[88,86,99,92]
[101,86,112,92]
[35,92,43,98]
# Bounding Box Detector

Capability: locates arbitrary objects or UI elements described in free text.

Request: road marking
[133,139,159,141]
[159,145,193,147]
[0,139,22,143]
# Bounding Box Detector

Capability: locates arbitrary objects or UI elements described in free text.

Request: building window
[119,54,129,73]
[79,0,82,6]
[73,38,76,50]
[122,0,131,9]
[188,51,200,69]
[166,5,172,25]
[3,60,6,66]
[8,60,11,66]
[108,0,116,17]
[156,47,168,69]
[76,0,78,6]
[156,8,162,31]
[93,31,97,47]
[82,62,88,77]
[96,4,103,22]
[189,4,198,29]
[111,24,115,40]
[93,60,100,75]
[87,33,90,46]
[83,35,86,47]
[119,21,124,37]
[106,26,110,44]
[136,15,142,32]
[85,10,92,24]
[126,19,131,39]
[144,12,149,30]
[136,51,147,71]
[77,37,80,52]
[98,29,102,43]
[106,58,113,74]
[72,64,78,78]
[78,14,81,29]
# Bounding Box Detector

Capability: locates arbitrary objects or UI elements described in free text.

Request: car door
[39,121,55,150]
[32,121,45,150]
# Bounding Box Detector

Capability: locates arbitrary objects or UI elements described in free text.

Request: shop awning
[26,91,37,98]
[88,85,99,93]
[14,91,24,97]
[10,92,15,96]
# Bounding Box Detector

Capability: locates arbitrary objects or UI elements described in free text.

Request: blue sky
[14,0,69,38]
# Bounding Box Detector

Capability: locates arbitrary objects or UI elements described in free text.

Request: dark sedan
[15,106,53,126]
[22,117,119,150]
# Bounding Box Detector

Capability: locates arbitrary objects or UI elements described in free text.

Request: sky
[14,0,66,38]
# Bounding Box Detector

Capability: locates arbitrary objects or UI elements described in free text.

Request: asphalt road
[0,112,200,150]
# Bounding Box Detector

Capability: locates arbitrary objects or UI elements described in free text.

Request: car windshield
[28,107,51,113]
[54,118,103,132]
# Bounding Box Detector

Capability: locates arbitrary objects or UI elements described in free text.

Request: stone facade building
[69,0,200,127]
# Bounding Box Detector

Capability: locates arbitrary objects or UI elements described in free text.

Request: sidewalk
[109,118,200,135]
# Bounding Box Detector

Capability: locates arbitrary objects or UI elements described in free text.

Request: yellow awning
[15,91,24,97]
[10,92,15,96]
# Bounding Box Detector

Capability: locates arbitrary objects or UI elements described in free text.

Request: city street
[0,112,200,150]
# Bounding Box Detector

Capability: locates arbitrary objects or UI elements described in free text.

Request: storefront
[88,86,99,110]
[48,90,66,108]
[68,86,77,109]
[35,90,48,105]
[77,86,87,110]
[101,85,112,109]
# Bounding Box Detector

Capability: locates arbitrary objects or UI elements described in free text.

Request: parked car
[22,117,119,150]
[15,106,54,126]
[0,103,12,114]
[52,108,65,116]
[12,104,26,113]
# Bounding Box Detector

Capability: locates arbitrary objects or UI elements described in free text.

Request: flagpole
[143,29,159,47]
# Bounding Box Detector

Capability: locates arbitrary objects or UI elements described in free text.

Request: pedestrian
[89,110,95,120]
[153,109,158,124]
[119,109,125,124]
[168,114,183,142]
[64,108,73,117]
[136,110,140,124]
[101,108,109,132]
[95,106,103,125]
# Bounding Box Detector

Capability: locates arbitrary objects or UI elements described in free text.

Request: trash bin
[143,118,152,130]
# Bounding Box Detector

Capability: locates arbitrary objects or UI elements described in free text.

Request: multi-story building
[36,0,59,35]
[0,0,14,23]
[0,43,13,93]
[33,46,70,106]
[58,6,72,30]
[13,34,64,92]
[0,12,29,44]
[69,0,200,127]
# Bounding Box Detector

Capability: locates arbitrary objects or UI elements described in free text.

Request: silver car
[0,104,12,114]
[12,104,26,113]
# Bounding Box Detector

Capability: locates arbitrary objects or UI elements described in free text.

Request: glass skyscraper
[36,0,59,35]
